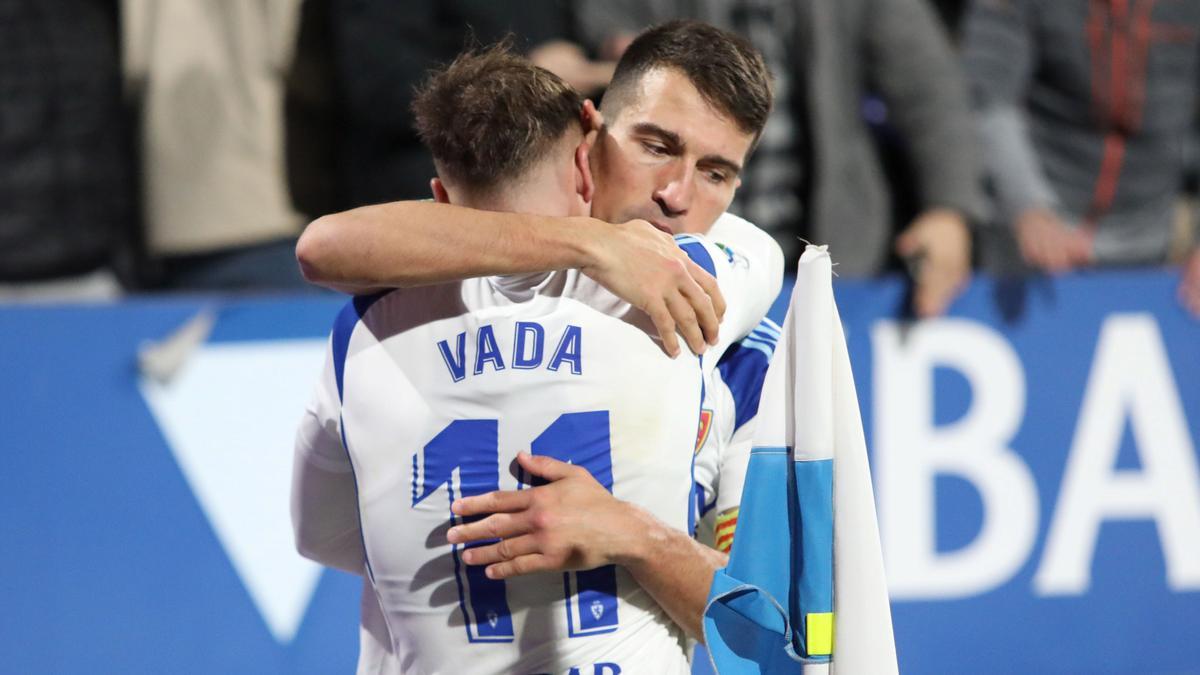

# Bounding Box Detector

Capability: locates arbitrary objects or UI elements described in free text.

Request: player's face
[590,67,755,235]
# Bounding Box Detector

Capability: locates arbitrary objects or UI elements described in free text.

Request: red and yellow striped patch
[715,508,738,553]
[694,409,714,455]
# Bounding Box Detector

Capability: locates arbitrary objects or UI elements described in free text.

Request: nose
[652,163,694,219]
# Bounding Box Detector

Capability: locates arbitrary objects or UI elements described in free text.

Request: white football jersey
[298,234,769,674]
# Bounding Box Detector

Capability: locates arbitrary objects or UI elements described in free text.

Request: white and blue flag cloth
[702,245,897,674]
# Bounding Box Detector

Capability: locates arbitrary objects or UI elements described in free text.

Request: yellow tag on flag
[807,612,834,656]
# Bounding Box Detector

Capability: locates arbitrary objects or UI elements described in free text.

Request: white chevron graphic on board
[139,338,328,644]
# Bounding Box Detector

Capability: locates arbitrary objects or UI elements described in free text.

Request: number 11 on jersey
[413,412,620,643]
[531,412,619,637]
[416,420,515,642]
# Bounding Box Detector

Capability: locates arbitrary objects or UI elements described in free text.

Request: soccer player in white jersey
[294,42,775,674]
[293,22,782,671]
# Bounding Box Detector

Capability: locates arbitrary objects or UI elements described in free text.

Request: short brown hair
[412,43,583,192]
[604,20,773,139]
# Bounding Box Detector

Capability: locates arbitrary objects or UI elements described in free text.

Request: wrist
[566,216,608,272]
[921,206,967,223]
[609,502,670,570]
[1015,205,1058,224]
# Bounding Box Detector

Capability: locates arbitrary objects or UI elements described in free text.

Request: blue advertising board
[2,270,1198,674]
[832,270,1200,674]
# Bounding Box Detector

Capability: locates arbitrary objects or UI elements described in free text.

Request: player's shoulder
[708,211,757,239]
[331,281,476,341]
[716,316,782,430]
[332,290,392,339]
[672,232,726,277]
[719,317,781,371]
[708,212,784,268]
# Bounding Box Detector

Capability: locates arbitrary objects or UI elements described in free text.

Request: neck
[454,163,569,217]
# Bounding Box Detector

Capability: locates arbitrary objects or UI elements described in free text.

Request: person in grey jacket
[963,0,1200,314]
[576,0,988,317]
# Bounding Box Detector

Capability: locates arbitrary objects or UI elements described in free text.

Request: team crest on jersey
[695,409,714,454]
[590,600,605,620]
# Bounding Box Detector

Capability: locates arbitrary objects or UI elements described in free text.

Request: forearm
[615,505,728,643]
[295,201,605,292]
[977,106,1061,224]
[869,0,987,224]
[962,0,1043,225]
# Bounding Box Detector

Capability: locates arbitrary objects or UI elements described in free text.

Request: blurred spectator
[330,0,606,209]
[963,0,1200,312]
[576,0,987,317]
[527,38,616,98]
[284,0,341,224]
[929,0,972,38]
[0,0,132,302]
[121,0,313,292]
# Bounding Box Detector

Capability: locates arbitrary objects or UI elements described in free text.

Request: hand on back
[447,453,646,579]
[581,217,725,357]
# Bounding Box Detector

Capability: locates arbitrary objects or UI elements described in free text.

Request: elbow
[293,534,324,564]
[292,521,334,566]
[295,216,338,285]
[291,502,319,562]
[292,521,366,574]
[290,476,332,565]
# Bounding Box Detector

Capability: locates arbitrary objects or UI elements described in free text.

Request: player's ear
[574,142,595,204]
[581,99,604,144]
[430,177,450,204]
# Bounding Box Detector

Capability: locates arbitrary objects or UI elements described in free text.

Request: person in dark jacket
[330,0,592,209]
[0,0,133,299]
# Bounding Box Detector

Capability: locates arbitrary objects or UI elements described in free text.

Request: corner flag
[702,245,897,674]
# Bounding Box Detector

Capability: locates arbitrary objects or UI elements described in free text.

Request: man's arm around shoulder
[296,200,727,356]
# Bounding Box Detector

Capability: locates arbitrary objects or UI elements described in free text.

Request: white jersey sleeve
[290,339,369,576]
[295,339,351,473]
[705,211,784,348]
[713,317,781,513]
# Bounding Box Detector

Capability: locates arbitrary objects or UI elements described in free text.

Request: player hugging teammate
[293,21,783,675]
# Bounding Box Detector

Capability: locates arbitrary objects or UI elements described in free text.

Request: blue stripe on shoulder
[330,292,389,403]
[717,320,778,431]
[752,317,782,339]
[736,338,775,361]
[674,234,717,277]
